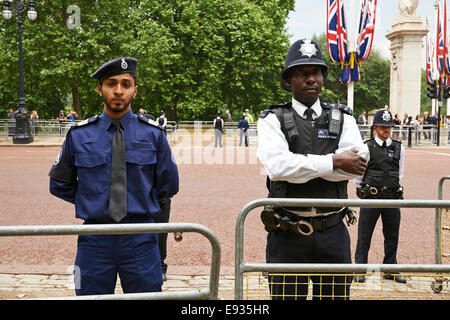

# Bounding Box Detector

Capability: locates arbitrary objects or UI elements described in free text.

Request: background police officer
[257,39,368,300]
[354,109,406,284]
[49,57,179,295]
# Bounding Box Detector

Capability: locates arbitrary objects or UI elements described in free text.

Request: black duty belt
[261,206,350,236]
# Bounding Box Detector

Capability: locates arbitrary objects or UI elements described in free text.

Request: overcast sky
[285,0,437,63]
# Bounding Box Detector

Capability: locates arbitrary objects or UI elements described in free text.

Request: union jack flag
[326,0,348,65]
[326,0,377,82]
[356,0,377,62]
[444,0,449,75]
[436,2,445,76]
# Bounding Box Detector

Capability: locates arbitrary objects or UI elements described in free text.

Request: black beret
[92,57,138,82]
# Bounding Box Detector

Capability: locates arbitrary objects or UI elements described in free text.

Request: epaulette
[259,102,291,118]
[138,114,163,129]
[364,137,375,144]
[73,115,99,127]
[268,102,291,109]
[259,109,274,119]
[321,102,353,116]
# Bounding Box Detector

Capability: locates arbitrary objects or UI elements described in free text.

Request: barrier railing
[436,176,450,264]
[235,198,450,300]
[0,222,221,300]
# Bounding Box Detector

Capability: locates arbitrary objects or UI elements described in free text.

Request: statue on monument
[398,0,419,16]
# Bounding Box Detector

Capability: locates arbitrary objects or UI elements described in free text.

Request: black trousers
[154,198,171,274]
[354,207,401,264]
[266,222,352,300]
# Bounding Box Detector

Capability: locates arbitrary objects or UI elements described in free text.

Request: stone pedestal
[386,13,427,119]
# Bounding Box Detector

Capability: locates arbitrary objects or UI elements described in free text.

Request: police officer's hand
[332,150,367,176]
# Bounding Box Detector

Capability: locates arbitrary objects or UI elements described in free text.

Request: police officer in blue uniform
[354,109,406,284]
[48,57,179,295]
[257,39,368,300]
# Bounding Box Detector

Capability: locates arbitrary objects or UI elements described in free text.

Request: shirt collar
[102,108,133,129]
[291,97,321,119]
[375,136,392,147]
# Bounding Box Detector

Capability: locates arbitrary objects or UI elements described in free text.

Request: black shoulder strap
[138,114,163,129]
[321,102,353,116]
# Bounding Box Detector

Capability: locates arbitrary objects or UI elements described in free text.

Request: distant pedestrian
[357,110,367,139]
[225,109,232,124]
[447,115,450,143]
[423,111,432,140]
[402,113,409,139]
[238,115,249,147]
[213,112,223,148]
[56,110,67,136]
[7,108,15,137]
[30,110,39,136]
[243,109,254,123]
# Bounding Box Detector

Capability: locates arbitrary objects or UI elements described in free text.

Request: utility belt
[356,184,404,199]
[260,206,356,236]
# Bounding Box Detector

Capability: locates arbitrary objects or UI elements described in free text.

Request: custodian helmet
[372,109,394,127]
[281,39,329,92]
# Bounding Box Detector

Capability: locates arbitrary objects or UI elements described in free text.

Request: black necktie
[109,120,127,223]
[381,141,387,148]
[305,108,314,121]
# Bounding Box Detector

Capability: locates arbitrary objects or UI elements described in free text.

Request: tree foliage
[0,0,294,120]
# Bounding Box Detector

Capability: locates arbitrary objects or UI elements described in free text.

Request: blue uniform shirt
[49,109,179,222]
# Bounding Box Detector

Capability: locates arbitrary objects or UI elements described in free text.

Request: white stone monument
[386,0,427,119]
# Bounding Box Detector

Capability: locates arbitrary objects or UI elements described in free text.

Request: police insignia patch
[53,148,62,166]
[299,39,317,58]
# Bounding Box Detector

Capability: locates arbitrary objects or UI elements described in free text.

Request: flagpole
[346,0,357,111]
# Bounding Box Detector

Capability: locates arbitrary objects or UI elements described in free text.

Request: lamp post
[2,0,37,144]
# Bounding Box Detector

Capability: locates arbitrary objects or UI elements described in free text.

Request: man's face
[97,73,137,117]
[286,65,323,107]
[373,125,392,141]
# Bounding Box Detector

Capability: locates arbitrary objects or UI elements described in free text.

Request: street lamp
[2,0,37,144]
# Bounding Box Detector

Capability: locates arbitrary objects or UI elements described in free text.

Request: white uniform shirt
[353,136,405,187]
[257,97,369,216]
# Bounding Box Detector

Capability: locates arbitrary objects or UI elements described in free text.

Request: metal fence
[2,119,449,147]
[358,124,450,147]
[0,222,221,300]
[235,198,450,300]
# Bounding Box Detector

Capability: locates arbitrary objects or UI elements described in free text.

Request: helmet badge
[299,39,317,58]
[382,110,391,122]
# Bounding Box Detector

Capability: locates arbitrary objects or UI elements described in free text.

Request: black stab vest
[267,102,348,213]
[362,139,401,188]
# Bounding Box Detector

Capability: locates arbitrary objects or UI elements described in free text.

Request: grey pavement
[0,272,237,300]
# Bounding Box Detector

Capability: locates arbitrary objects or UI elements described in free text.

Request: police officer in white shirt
[257,39,368,300]
[354,109,406,284]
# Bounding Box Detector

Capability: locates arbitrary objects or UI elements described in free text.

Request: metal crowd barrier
[235,198,450,300]
[432,176,450,293]
[0,222,221,300]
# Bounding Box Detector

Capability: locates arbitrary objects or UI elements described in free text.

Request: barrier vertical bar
[436,176,450,264]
